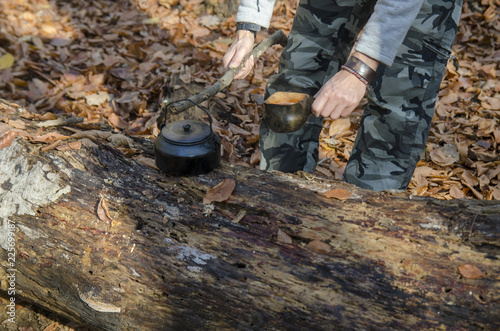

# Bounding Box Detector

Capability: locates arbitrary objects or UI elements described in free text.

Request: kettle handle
[159,99,214,132]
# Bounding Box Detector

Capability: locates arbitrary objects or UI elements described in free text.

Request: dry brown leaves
[319,0,500,201]
[323,188,352,200]
[0,130,19,150]
[203,178,236,204]
[458,264,484,279]
[97,194,114,225]
[0,0,497,200]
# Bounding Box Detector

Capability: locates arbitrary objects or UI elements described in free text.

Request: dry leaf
[277,229,293,244]
[133,154,158,169]
[199,15,220,27]
[0,131,19,150]
[85,91,111,106]
[8,119,25,129]
[323,188,352,200]
[97,195,113,224]
[328,118,351,137]
[430,144,460,166]
[39,112,59,121]
[449,185,465,199]
[203,179,236,204]
[0,123,12,137]
[107,134,133,147]
[458,264,483,279]
[41,140,62,152]
[108,113,129,130]
[72,130,112,141]
[30,132,69,144]
[306,240,332,253]
[0,53,15,69]
[42,322,60,331]
[81,138,98,149]
[56,140,83,151]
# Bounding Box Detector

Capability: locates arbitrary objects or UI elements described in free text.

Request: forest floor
[0,0,498,201]
[0,0,498,330]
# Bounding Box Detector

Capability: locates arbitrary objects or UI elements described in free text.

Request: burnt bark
[0,103,498,331]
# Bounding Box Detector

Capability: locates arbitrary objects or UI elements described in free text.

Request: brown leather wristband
[343,56,377,84]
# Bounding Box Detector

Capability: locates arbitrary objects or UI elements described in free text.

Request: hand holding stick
[158,30,288,127]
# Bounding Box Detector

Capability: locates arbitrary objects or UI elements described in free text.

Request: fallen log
[0,102,498,330]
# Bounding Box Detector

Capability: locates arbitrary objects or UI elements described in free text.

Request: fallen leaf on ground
[107,133,133,147]
[323,188,352,200]
[199,15,220,27]
[39,112,59,121]
[0,131,19,150]
[108,113,129,130]
[430,144,460,166]
[449,185,465,199]
[41,140,63,152]
[203,178,236,204]
[133,154,158,169]
[328,118,351,137]
[458,264,483,279]
[42,321,60,331]
[72,130,112,141]
[80,138,98,149]
[0,123,11,137]
[30,132,69,144]
[85,91,111,106]
[56,140,83,151]
[8,119,25,129]
[97,195,113,224]
[0,53,15,69]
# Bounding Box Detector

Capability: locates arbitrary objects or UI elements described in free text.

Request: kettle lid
[161,119,211,145]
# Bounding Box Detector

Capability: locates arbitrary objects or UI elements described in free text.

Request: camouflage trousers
[260,0,463,191]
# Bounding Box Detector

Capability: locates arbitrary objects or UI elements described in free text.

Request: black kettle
[154,100,221,176]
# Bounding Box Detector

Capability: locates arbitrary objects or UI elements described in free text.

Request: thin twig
[36,117,84,127]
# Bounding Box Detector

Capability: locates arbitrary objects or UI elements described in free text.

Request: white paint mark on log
[187,266,202,273]
[75,284,121,313]
[0,140,71,249]
[113,287,125,293]
[419,217,443,230]
[177,246,215,265]
[164,238,216,266]
[130,268,141,277]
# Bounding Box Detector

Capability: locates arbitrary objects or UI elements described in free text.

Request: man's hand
[311,52,379,120]
[312,70,367,120]
[222,30,255,79]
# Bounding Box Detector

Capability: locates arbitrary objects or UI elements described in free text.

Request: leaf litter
[0,0,497,201]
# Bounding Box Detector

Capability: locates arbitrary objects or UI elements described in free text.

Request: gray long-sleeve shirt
[236,0,424,66]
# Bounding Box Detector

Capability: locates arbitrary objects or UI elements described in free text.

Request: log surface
[0,105,498,330]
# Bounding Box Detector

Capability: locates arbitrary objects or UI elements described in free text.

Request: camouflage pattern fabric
[260,0,463,191]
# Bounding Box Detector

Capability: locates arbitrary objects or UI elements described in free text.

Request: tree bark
[0,103,498,331]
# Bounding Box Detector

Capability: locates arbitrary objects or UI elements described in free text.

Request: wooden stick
[159,29,288,118]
